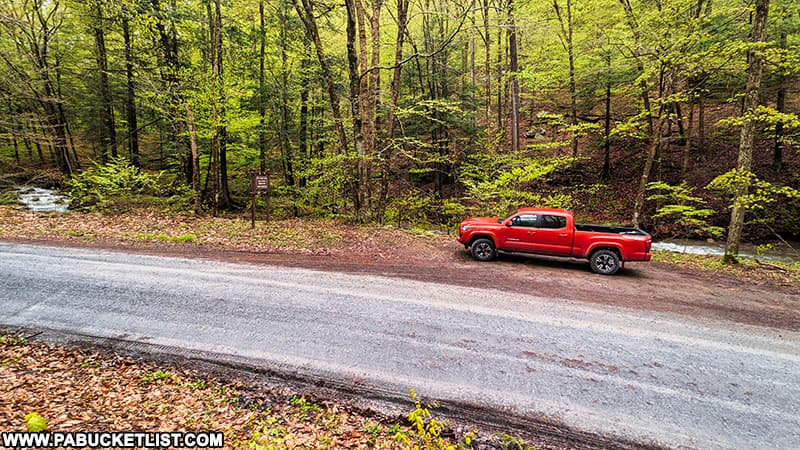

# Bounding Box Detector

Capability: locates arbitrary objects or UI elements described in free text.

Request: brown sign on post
[254,175,270,191]
[251,172,270,228]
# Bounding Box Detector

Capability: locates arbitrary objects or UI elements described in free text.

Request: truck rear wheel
[589,249,620,275]
[470,238,496,261]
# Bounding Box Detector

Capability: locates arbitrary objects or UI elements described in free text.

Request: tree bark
[602,52,612,180]
[554,0,577,156]
[186,104,201,214]
[278,0,294,187]
[293,0,350,154]
[92,1,116,163]
[381,0,410,220]
[209,0,232,211]
[725,0,769,261]
[618,0,653,136]
[632,114,666,228]
[773,26,787,173]
[508,0,520,153]
[258,0,267,174]
[122,15,139,166]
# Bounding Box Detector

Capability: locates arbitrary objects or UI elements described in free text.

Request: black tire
[470,238,496,261]
[589,249,621,275]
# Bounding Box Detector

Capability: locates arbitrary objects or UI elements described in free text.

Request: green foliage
[136,233,196,243]
[66,157,160,209]
[384,191,433,227]
[391,389,475,450]
[140,370,174,384]
[647,181,723,238]
[0,335,28,346]
[295,154,359,217]
[497,433,537,450]
[460,153,576,216]
[707,169,800,212]
[717,105,800,128]
[24,412,48,432]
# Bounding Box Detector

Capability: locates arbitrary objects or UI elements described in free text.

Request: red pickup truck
[457,208,652,275]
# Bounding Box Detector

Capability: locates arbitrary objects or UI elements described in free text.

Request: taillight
[645,239,652,253]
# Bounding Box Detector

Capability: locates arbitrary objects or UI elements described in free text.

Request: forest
[0,0,798,259]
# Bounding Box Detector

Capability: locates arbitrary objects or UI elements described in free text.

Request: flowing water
[652,239,799,263]
[16,187,69,213]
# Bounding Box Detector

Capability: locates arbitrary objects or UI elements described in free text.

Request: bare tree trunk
[92,1,116,162]
[619,0,653,135]
[725,0,770,261]
[122,15,139,166]
[186,104,201,213]
[278,0,294,187]
[293,0,350,154]
[602,52,612,180]
[210,0,232,209]
[299,52,309,187]
[553,0,577,156]
[381,0,409,220]
[773,26,787,174]
[632,114,666,228]
[258,0,267,174]
[681,99,694,177]
[482,0,491,136]
[508,0,520,153]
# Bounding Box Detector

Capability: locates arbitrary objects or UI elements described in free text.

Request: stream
[652,239,799,263]
[16,186,69,213]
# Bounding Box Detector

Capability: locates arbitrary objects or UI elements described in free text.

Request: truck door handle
[559,233,568,237]
[527,231,536,235]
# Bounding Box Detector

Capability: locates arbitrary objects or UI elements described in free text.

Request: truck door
[502,214,539,251]
[531,214,572,256]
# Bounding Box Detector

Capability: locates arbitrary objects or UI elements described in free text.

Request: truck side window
[511,214,538,227]
[540,215,567,229]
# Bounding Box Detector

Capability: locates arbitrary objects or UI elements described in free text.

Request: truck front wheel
[470,238,496,261]
[589,249,621,275]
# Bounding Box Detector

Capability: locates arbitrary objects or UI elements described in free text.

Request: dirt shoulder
[2,206,799,332]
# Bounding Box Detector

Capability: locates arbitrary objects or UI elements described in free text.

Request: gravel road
[1,242,798,449]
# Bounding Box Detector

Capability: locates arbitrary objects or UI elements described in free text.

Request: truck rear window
[540,215,567,229]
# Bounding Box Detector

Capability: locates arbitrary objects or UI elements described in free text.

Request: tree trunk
[482,0,492,136]
[382,0,410,220]
[299,53,310,188]
[294,0,350,154]
[151,0,185,177]
[258,0,267,174]
[725,0,769,261]
[122,15,139,166]
[278,0,294,187]
[186,104,201,214]
[773,27,787,174]
[602,52,612,180]
[508,0,520,153]
[619,0,653,135]
[632,114,666,228]
[92,1,116,162]
[210,0,232,210]
[681,99,694,177]
[554,0,577,156]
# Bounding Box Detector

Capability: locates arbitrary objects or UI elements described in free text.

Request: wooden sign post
[251,171,270,228]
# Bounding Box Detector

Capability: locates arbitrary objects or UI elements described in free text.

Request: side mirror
[504,220,512,227]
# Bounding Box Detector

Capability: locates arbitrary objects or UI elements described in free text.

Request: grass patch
[0,336,28,346]
[0,189,18,205]
[136,233,196,243]
[139,370,175,384]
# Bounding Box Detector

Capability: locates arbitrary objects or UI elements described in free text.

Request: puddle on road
[16,187,70,213]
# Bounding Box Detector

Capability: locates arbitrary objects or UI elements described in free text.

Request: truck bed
[575,223,648,235]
